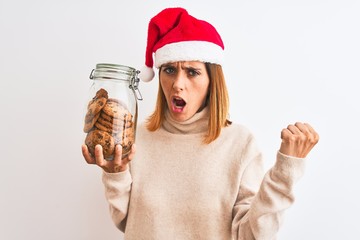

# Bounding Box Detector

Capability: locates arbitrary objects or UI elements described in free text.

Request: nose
[172,71,185,91]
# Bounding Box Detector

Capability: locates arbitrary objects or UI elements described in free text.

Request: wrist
[103,164,128,173]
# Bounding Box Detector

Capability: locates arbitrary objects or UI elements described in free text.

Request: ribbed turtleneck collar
[162,106,209,134]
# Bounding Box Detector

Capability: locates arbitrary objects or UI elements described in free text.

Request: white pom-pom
[138,66,155,82]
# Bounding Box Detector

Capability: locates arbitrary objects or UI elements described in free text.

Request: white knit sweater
[102,107,306,240]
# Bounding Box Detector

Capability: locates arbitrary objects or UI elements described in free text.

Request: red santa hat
[139,7,225,82]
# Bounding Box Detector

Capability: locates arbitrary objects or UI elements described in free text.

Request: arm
[82,143,136,232]
[233,152,306,240]
[232,122,319,240]
[102,169,132,232]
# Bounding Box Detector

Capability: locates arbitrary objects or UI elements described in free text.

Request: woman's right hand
[82,144,136,173]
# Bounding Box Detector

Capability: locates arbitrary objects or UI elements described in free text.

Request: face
[160,61,210,122]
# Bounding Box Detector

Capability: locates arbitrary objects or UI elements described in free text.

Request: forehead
[163,61,206,69]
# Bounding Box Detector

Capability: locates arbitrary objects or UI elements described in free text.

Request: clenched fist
[279,122,319,158]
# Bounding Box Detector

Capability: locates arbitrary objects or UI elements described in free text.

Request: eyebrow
[180,63,202,71]
[181,66,201,71]
[162,63,203,71]
[161,63,175,68]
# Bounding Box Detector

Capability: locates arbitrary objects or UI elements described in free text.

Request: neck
[162,106,209,134]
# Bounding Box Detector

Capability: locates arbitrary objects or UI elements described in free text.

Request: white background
[1,0,359,239]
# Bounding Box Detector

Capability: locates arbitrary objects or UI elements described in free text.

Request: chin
[170,113,187,122]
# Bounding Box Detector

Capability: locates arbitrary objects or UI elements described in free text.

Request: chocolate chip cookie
[83,88,136,159]
[85,129,115,160]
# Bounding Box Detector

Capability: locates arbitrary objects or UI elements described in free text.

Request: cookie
[101,110,132,123]
[85,129,115,160]
[97,115,123,130]
[122,133,134,154]
[123,125,135,135]
[95,88,108,99]
[94,121,121,134]
[100,112,122,125]
[85,89,108,118]
[113,132,133,145]
[113,127,135,145]
[83,112,100,133]
[102,100,128,119]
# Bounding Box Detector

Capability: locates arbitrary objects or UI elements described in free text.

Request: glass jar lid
[89,63,143,100]
[90,63,137,82]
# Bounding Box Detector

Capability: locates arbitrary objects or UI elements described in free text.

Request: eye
[187,68,200,77]
[163,66,176,75]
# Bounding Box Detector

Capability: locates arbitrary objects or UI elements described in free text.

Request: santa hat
[139,7,225,82]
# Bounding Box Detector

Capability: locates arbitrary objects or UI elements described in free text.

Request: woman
[82,7,319,240]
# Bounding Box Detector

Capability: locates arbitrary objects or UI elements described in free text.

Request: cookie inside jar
[84,88,135,160]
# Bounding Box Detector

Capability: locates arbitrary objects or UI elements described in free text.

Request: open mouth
[172,96,186,112]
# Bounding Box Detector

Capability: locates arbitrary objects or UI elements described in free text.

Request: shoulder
[136,122,151,137]
[220,123,261,155]
[222,122,255,141]
[136,121,147,132]
[136,121,164,140]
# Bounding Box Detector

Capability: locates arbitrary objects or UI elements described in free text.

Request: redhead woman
[82,7,319,240]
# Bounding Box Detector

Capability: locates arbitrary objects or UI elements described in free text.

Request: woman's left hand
[279,122,319,158]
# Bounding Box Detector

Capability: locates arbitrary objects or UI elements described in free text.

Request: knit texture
[102,107,306,240]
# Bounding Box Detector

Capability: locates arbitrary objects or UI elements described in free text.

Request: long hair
[146,63,231,144]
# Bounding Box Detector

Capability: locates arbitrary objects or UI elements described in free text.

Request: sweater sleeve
[232,142,306,240]
[102,169,132,232]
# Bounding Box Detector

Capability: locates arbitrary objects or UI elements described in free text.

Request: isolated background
[1,0,359,239]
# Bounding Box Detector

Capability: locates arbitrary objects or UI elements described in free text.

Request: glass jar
[83,63,142,160]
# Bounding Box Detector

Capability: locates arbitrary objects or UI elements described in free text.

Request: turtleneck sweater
[102,107,306,240]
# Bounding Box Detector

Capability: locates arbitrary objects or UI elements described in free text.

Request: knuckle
[300,135,307,142]
[98,163,105,168]
[281,131,290,141]
[310,134,320,144]
[288,135,296,142]
[314,133,319,141]
[97,160,105,167]
[295,122,302,127]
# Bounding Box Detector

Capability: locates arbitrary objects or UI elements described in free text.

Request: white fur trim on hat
[138,66,155,82]
[154,41,224,68]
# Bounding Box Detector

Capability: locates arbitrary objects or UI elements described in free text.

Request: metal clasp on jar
[130,70,143,101]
